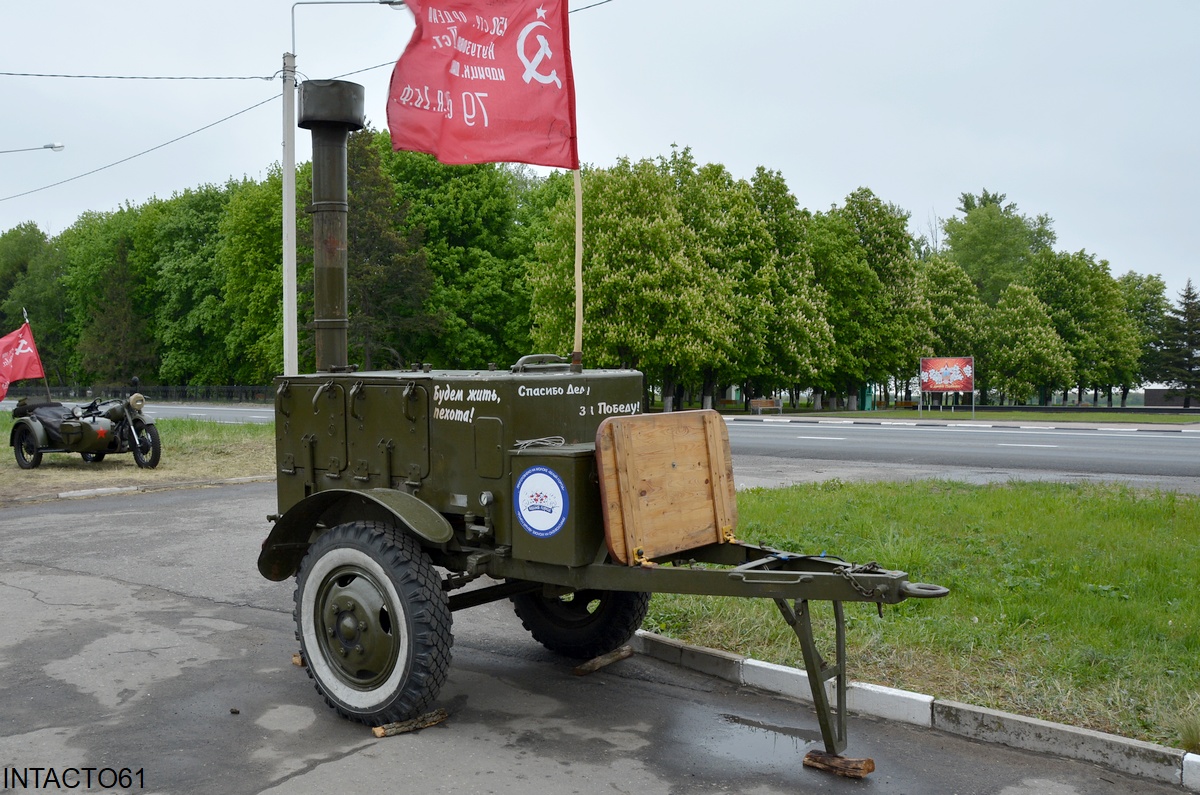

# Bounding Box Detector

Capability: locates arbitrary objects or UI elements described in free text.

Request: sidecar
[10,397,122,469]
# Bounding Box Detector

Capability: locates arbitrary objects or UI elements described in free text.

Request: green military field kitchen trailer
[255,79,947,776]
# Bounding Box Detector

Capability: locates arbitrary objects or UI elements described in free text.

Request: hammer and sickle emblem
[13,340,32,356]
[517,20,562,88]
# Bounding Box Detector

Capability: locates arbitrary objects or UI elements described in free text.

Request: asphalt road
[7,398,1197,487]
[0,482,1183,794]
[143,402,276,425]
[728,418,1200,477]
[131,401,1200,482]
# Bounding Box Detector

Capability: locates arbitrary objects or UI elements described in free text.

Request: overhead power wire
[1,0,616,205]
[0,94,279,204]
[332,61,393,80]
[0,62,398,205]
[570,0,614,11]
[0,70,276,81]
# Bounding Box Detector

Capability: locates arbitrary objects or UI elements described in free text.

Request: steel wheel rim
[17,427,37,461]
[313,563,403,690]
[136,424,153,454]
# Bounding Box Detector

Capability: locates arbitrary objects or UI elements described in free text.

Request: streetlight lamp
[282,0,407,377]
[0,143,65,155]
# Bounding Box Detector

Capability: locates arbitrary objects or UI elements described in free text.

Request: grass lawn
[645,479,1200,751]
[0,416,275,503]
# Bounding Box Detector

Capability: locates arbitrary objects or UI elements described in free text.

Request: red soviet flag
[387,0,579,169]
[0,323,45,400]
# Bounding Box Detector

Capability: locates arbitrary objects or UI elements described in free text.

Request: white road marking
[997,443,1058,448]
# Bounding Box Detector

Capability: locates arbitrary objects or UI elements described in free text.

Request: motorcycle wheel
[131,421,161,469]
[81,452,106,463]
[13,425,42,469]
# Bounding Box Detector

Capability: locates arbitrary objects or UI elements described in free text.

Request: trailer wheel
[510,589,650,659]
[294,521,452,724]
[13,425,42,469]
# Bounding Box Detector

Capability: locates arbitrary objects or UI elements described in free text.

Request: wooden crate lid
[595,409,737,565]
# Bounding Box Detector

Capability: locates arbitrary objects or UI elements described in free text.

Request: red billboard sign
[920,357,974,393]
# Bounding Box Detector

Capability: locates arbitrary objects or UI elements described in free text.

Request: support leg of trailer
[775,598,847,755]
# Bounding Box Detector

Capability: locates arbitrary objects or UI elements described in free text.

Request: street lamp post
[281,0,406,377]
[0,143,64,155]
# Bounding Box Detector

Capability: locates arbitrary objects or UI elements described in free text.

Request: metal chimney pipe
[298,79,365,373]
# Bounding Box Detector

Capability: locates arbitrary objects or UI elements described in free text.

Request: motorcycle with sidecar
[9,387,161,469]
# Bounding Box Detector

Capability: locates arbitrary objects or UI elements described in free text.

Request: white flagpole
[22,307,52,401]
[571,168,584,370]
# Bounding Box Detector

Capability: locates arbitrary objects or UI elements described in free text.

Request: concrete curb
[55,475,275,500]
[934,700,1184,786]
[631,630,1196,791]
[5,475,275,506]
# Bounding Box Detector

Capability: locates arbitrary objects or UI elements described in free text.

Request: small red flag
[0,323,46,400]
[387,0,579,169]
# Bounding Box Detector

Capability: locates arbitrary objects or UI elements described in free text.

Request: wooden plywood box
[595,410,737,565]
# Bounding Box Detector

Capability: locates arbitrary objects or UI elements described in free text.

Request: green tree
[749,167,832,401]
[529,157,720,408]
[1115,271,1171,405]
[922,255,987,399]
[943,190,1055,305]
[807,188,932,406]
[510,167,574,353]
[1082,261,1141,407]
[987,284,1075,404]
[59,208,159,384]
[219,169,288,384]
[346,130,434,370]
[805,207,883,402]
[0,230,69,384]
[148,185,237,385]
[0,222,50,326]
[511,167,574,262]
[662,148,760,404]
[923,255,985,357]
[1162,279,1200,408]
[381,144,530,367]
[844,188,934,394]
[1022,250,1138,405]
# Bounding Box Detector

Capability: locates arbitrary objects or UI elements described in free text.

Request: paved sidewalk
[632,631,1200,791]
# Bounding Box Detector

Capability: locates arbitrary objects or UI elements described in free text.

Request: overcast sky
[1,1,1196,300]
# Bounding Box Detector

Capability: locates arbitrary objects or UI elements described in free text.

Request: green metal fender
[9,417,49,449]
[257,488,454,581]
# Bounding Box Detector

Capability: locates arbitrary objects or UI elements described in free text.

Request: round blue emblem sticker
[514,465,569,538]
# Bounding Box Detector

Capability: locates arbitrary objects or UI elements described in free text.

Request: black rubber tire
[510,588,650,659]
[13,425,42,469]
[81,452,106,463]
[294,521,452,724]
[130,421,161,469]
